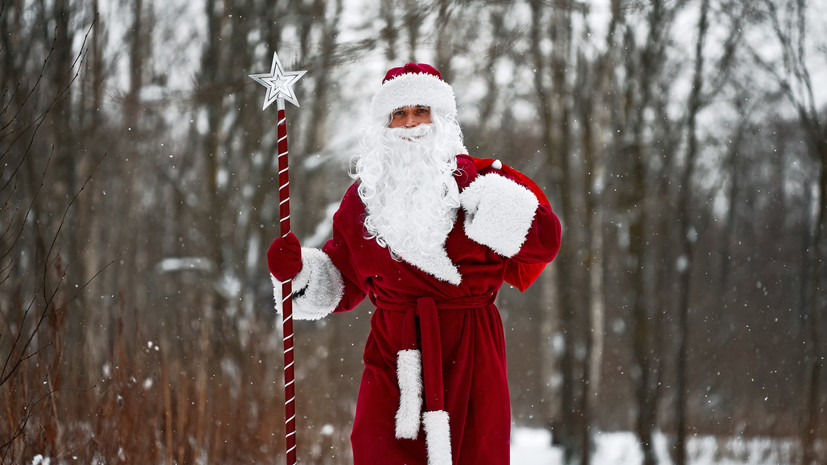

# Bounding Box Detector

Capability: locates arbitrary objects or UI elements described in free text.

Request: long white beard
[352,116,465,284]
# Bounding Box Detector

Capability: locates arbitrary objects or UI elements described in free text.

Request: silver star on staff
[249,52,307,110]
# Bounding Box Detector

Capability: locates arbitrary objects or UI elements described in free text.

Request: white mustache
[387,124,434,141]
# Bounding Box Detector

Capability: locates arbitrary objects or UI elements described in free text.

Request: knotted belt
[369,292,497,465]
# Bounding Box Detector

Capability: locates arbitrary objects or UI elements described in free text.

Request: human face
[389,105,432,128]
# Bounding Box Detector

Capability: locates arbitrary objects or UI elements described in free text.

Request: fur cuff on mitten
[271,247,344,320]
[459,173,540,257]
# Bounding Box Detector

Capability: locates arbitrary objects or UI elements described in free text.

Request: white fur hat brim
[371,72,457,123]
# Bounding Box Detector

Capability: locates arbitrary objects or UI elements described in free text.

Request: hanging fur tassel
[395,349,423,439]
[423,410,452,465]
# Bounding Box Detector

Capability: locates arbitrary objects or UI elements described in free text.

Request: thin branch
[39,150,99,305]
[0,31,56,137]
[703,3,745,103]
[0,149,54,263]
[1,152,106,386]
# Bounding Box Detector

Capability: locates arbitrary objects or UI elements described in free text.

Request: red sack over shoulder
[471,157,553,292]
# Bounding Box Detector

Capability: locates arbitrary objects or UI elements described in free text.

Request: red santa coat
[280,155,561,465]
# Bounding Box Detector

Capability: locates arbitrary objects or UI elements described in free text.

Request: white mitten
[459,173,539,257]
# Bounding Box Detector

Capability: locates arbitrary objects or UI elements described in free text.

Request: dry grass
[0,271,361,464]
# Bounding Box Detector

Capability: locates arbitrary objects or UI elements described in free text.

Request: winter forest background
[1,0,826,464]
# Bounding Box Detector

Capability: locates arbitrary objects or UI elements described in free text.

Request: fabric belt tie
[370,293,496,465]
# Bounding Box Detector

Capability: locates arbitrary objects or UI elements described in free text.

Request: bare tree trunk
[403,0,423,61]
[529,2,591,463]
[201,0,229,366]
[49,0,78,400]
[574,9,609,463]
[757,1,826,461]
[120,0,146,321]
[720,102,749,309]
[582,4,624,459]
[625,53,656,465]
[433,0,453,82]
[628,153,657,465]
[379,0,398,61]
[125,0,143,131]
[802,138,826,465]
[673,1,709,463]
[619,1,672,462]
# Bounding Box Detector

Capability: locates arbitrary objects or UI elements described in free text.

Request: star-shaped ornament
[249,52,307,110]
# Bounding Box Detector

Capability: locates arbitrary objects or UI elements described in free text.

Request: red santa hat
[371,63,458,122]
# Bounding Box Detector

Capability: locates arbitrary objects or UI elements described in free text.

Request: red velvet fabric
[321,155,561,464]
[382,62,442,83]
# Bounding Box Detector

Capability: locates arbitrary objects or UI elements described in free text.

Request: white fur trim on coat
[271,247,344,320]
[393,241,462,286]
[371,72,457,122]
[460,173,540,258]
[395,349,423,439]
[423,410,452,465]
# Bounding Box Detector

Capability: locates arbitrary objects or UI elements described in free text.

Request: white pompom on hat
[371,63,457,122]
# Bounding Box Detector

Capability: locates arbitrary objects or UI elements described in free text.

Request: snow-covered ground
[27,428,805,464]
[510,428,802,465]
[511,428,564,464]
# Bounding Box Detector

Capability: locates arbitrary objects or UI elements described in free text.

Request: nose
[403,114,419,128]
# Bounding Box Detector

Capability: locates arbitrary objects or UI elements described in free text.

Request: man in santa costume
[267,63,561,465]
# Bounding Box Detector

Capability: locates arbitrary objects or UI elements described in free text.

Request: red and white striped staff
[249,51,307,465]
